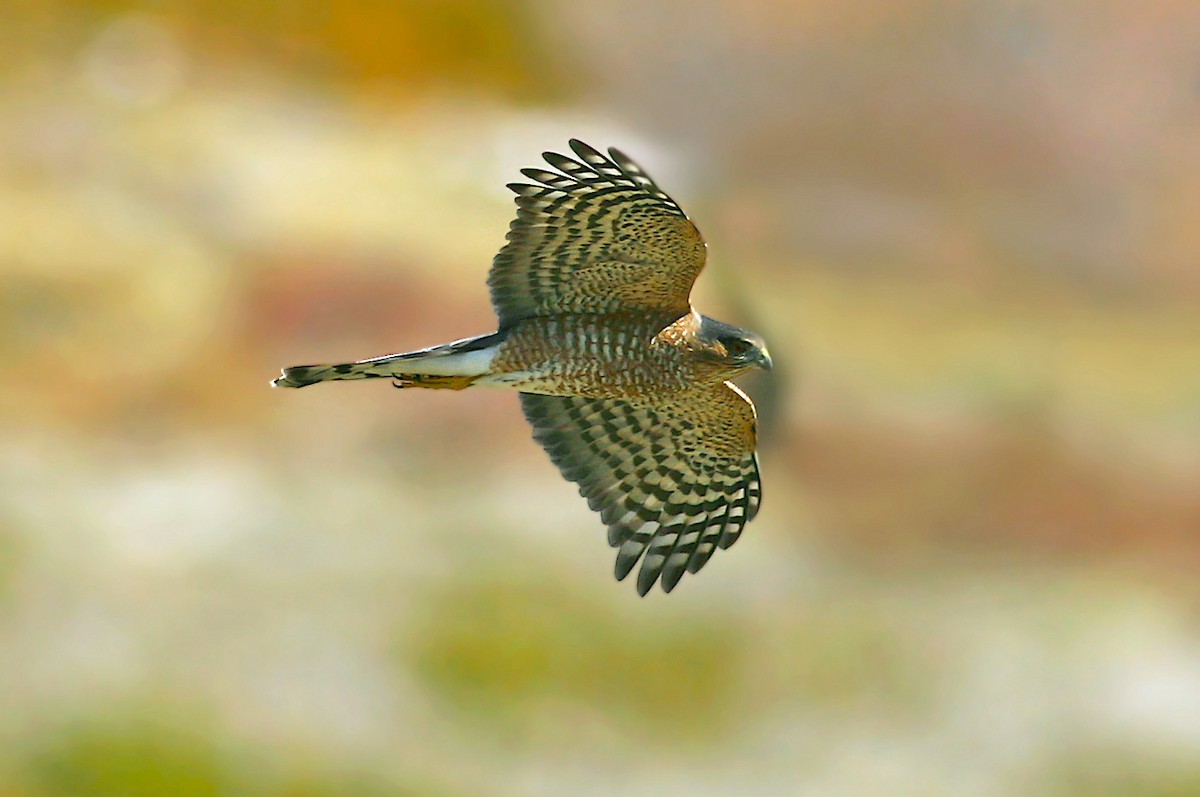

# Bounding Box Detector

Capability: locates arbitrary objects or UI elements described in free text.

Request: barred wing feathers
[520,384,761,595]
[490,139,707,327]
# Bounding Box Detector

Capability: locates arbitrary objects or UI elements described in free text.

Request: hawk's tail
[272,332,504,389]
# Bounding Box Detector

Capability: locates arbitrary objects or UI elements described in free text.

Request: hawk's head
[694,316,773,376]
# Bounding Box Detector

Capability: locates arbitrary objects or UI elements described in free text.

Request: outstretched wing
[520,384,761,595]
[490,139,707,328]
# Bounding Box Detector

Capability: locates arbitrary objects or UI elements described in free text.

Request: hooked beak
[753,347,773,372]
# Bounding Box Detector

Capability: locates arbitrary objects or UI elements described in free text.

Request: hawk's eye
[725,338,752,357]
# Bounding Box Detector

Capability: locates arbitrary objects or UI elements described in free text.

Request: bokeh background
[3,2,1199,795]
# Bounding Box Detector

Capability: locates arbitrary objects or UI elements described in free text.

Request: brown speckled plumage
[274,139,771,595]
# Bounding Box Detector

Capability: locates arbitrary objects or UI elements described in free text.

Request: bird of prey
[273,139,771,595]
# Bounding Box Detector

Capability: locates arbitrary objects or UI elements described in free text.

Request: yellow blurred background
[2,1,1199,795]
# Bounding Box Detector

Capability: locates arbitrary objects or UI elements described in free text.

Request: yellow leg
[393,374,480,390]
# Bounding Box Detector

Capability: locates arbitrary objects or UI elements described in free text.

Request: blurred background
[2,1,1199,795]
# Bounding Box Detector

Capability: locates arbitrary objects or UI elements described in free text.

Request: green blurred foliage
[409,578,746,743]
[16,716,455,797]
[20,719,231,797]
[1049,750,1200,797]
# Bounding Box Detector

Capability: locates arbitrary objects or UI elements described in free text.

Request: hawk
[273,139,772,595]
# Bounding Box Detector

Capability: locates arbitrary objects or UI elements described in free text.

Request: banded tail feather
[271,332,504,389]
[272,360,393,388]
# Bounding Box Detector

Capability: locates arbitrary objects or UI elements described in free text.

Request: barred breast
[486,312,693,398]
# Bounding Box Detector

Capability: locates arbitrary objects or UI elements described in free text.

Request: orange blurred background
[2,2,1199,795]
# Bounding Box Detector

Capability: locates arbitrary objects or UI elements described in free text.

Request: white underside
[361,341,500,378]
[420,345,499,376]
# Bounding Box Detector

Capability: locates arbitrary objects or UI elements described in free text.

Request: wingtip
[636,556,663,597]
[660,563,686,593]
[614,554,653,596]
[569,139,607,164]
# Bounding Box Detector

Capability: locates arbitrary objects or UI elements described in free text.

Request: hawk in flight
[274,140,771,595]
